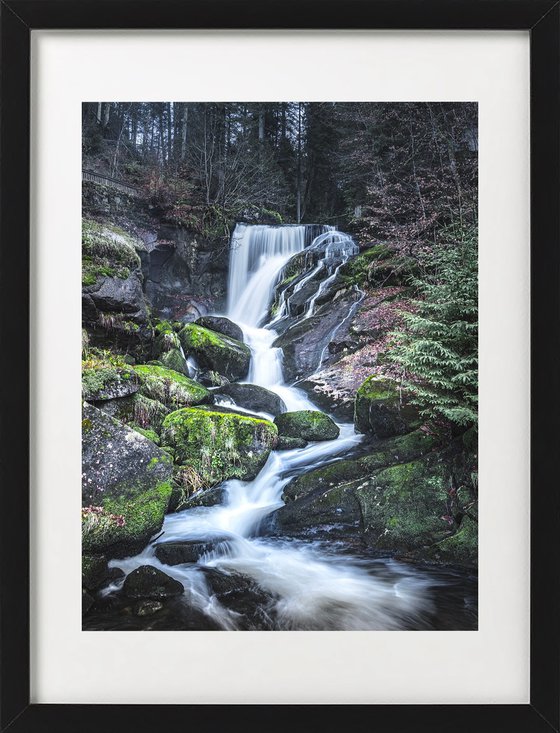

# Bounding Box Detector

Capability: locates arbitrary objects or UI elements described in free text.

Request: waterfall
[227,224,307,326]
[109,222,438,631]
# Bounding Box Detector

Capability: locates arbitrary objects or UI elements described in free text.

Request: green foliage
[389,225,478,428]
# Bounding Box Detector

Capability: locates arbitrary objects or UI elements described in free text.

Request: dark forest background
[83,102,477,242]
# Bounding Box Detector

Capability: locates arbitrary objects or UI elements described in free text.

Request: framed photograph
[1,1,558,730]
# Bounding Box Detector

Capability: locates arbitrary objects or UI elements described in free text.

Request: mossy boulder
[216,383,287,417]
[274,410,339,441]
[82,365,140,401]
[161,407,278,486]
[95,392,169,433]
[282,430,439,503]
[82,555,110,591]
[195,316,244,343]
[133,364,210,409]
[153,321,182,355]
[179,324,250,382]
[82,403,174,558]
[354,374,418,438]
[275,439,477,567]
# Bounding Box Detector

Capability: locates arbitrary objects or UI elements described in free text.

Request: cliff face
[82,181,229,330]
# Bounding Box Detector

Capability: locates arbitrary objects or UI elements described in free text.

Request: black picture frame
[1,1,558,730]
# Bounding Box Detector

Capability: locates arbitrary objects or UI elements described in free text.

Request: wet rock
[298,374,355,421]
[202,568,276,629]
[354,374,419,438]
[123,565,184,600]
[180,486,225,510]
[198,370,230,388]
[94,392,169,434]
[161,407,277,487]
[274,410,339,441]
[154,537,232,565]
[82,403,173,558]
[179,324,251,382]
[196,316,244,343]
[276,436,308,450]
[160,348,190,377]
[134,599,164,617]
[216,383,286,417]
[273,289,361,381]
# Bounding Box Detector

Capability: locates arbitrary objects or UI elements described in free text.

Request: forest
[82,101,478,631]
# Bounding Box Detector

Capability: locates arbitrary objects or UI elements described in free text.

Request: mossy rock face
[82,403,173,558]
[354,374,418,438]
[159,348,189,376]
[82,365,140,401]
[179,324,250,382]
[154,327,182,356]
[355,455,451,553]
[282,430,439,503]
[95,392,169,433]
[275,439,477,567]
[161,407,278,487]
[82,218,142,286]
[195,316,244,343]
[274,410,339,441]
[415,516,478,567]
[134,364,210,409]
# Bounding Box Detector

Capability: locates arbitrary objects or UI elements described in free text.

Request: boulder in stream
[195,315,244,343]
[274,410,339,441]
[161,407,278,487]
[123,565,184,600]
[179,323,251,382]
[133,364,210,409]
[216,383,287,417]
[155,537,232,565]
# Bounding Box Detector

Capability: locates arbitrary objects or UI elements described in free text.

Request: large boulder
[82,365,140,402]
[274,440,477,567]
[133,364,210,409]
[274,410,339,441]
[123,565,184,600]
[195,316,244,343]
[202,568,276,629]
[82,403,173,558]
[216,383,286,417]
[354,374,418,438]
[179,324,250,382]
[161,407,278,487]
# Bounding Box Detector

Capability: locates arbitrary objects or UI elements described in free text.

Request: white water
[109,224,436,630]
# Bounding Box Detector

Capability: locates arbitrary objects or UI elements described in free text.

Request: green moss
[83,480,173,556]
[356,374,397,402]
[132,425,161,444]
[179,323,250,381]
[134,364,209,408]
[161,407,277,487]
[421,516,478,566]
[180,323,226,350]
[82,364,139,401]
[274,410,339,441]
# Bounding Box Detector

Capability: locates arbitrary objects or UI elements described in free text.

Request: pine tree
[390,225,478,428]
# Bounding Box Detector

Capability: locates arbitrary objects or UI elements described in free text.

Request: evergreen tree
[390,225,478,428]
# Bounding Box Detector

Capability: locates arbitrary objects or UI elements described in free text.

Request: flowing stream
[100,224,476,631]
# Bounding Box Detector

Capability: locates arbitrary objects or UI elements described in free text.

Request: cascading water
[102,223,463,631]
